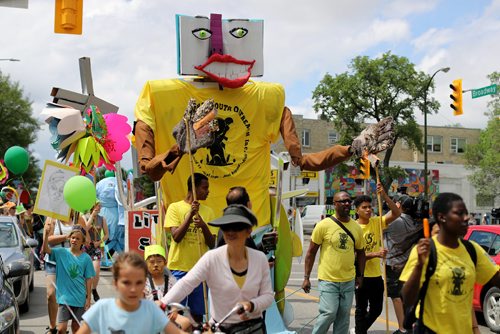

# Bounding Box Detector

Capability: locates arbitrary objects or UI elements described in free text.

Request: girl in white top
[161,205,273,330]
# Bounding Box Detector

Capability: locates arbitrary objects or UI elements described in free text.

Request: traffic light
[358,157,370,179]
[54,0,83,35]
[450,79,463,116]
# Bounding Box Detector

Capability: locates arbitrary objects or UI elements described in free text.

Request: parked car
[0,216,37,313]
[301,205,327,234]
[0,254,31,333]
[464,225,500,332]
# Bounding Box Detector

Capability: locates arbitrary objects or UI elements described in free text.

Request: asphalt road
[20,237,494,333]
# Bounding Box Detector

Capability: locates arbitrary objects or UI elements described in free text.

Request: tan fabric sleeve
[134,120,184,181]
[279,106,353,171]
[280,107,302,164]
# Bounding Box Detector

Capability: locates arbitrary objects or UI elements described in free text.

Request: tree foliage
[312,52,440,187]
[465,72,500,200]
[0,71,41,192]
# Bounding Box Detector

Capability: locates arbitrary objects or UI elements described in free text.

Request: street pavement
[20,237,494,333]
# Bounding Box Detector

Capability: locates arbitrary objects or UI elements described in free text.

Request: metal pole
[423,67,450,200]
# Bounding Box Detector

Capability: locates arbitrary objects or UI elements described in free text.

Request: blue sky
[0,0,499,169]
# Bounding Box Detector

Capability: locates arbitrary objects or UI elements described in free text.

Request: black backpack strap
[148,274,159,301]
[329,216,356,245]
[164,272,169,295]
[416,238,437,331]
[460,239,477,267]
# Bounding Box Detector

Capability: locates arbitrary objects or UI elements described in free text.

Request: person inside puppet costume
[134,13,394,227]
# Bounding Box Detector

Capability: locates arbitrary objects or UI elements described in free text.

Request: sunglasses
[334,199,352,205]
[221,223,249,232]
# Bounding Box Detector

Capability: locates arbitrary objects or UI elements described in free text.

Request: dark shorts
[57,305,85,323]
[386,265,404,298]
[171,270,206,316]
[83,244,102,261]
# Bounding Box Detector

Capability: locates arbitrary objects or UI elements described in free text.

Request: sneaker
[92,289,100,302]
[350,116,395,158]
[45,327,57,334]
[393,330,408,334]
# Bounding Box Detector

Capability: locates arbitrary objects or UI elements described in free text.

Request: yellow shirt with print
[400,236,498,333]
[312,217,366,282]
[164,200,217,272]
[135,79,284,228]
[358,216,387,278]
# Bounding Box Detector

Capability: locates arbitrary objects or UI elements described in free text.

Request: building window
[450,138,466,153]
[328,131,338,145]
[302,129,310,147]
[427,136,442,152]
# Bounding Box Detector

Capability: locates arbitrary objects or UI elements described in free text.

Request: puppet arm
[134,120,184,181]
[280,106,352,171]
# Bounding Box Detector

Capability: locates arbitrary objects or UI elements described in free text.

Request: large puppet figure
[134,13,394,228]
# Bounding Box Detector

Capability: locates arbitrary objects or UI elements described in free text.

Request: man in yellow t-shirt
[302,191,366,334]
[164,173,216,322]
[353,183,401,334]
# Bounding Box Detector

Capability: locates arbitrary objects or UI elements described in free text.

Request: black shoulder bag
[329,216,361,277]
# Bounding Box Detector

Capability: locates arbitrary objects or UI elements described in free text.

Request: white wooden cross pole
[50,57,119,114]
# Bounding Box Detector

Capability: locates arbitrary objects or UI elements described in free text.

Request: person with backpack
[302,191,366,334]
[384,195,423,334]
[400,192,500,333]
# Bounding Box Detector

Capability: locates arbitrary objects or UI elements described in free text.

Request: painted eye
[229,27,248,39]
[192,28,212,40]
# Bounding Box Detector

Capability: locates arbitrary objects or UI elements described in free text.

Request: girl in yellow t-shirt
[400,193,500,333]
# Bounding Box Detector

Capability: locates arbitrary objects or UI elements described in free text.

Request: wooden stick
[374,163,390,334]
[183,118,210,320]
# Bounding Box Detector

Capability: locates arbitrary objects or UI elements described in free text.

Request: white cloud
[413,1,500,129]
[384,0,438,17]
[412,28,453,51]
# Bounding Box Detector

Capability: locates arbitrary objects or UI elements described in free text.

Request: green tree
[465,72,500,201]
[312,52,440,188]
[0,71,41,192]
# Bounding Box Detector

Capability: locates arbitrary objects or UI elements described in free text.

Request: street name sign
[471,84,497,99]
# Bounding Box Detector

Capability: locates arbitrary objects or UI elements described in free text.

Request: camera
[396,193,429,220]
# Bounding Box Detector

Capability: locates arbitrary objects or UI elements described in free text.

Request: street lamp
[0,58,20,61]
[423,66,450,200]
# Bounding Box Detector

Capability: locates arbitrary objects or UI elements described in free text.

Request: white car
[301,205,327,234]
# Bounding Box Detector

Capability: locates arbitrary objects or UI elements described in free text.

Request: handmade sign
[125,210,159,257]
[34,160,79,221]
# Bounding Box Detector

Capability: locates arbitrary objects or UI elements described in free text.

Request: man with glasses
[303,191,366,334]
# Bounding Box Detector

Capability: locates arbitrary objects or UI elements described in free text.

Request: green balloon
[63,176,96,213]
[104,170,115,178]
[4,146,29,175]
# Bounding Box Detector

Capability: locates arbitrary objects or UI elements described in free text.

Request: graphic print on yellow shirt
[135,79,285,227]
[400,236,498,333]
[311,217,366,282]
[359,216,387,278]
[164,200,216,272]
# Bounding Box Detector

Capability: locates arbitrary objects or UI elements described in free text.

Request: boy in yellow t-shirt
[353,183,401,334]
[164,173,216,322]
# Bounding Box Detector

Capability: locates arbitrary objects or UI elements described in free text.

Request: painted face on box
[176,13,264,88]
